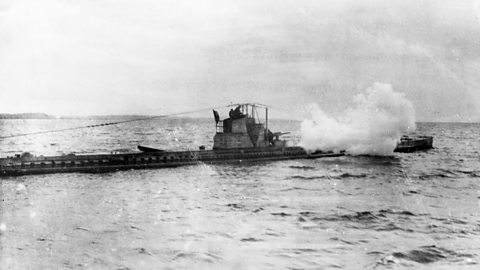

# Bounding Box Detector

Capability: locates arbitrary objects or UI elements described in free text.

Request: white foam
[300,83,416,155]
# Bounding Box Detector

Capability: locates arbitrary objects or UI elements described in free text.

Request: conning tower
[212,103,286,149]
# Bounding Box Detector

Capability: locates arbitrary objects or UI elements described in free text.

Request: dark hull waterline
[0,137,434,177]
[0,147,344,177]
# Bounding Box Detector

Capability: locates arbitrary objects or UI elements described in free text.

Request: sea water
[0,119,479,269]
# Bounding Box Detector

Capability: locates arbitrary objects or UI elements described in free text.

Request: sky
[0,0,479,121]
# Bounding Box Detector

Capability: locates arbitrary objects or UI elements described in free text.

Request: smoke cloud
[300,83,416,155]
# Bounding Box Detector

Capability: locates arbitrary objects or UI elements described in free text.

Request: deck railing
[216,122,224,133]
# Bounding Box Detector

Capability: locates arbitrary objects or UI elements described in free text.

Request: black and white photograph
[0,0,479,269]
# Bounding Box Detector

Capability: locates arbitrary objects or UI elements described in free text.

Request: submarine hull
[0,147,344,177]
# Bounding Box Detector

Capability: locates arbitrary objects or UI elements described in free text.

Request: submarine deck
[0,147,343,177]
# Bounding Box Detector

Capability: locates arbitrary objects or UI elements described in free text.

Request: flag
[213,110,220,124]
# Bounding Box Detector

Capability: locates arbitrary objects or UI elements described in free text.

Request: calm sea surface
[0,119,479,269]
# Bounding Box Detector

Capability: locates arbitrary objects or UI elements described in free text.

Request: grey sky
[1,0,479,121]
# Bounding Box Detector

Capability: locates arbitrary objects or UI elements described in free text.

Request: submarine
[0,104,343,177]
[0,103,432,177]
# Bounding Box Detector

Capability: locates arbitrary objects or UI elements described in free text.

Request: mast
[265,107,268,140]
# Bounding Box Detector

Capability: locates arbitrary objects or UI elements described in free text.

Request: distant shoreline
[0,113,52,119]
[0,113,154,120]
[0,113,478,123]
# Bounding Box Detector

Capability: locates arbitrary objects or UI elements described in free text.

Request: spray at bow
[300,83,416,155]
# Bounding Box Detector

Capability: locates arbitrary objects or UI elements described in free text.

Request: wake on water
[300,83,416,156]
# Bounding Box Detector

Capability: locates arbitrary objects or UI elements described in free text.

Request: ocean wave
[373,245,476,267]
[336,172,367,178]
[427,216,480,235]
[225,203,246,210]
[288,175,328,180]
[453,169,480,178]
[271,212,293,217]
[240,237,264,242]
[416,167,480,179]
[306,209,419,232]
[288,165,316,170]
[172,251,222,263]
[392,245,474,264]
[418,171,458,179]
[287,172,367,180]
[280,187,320,192]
